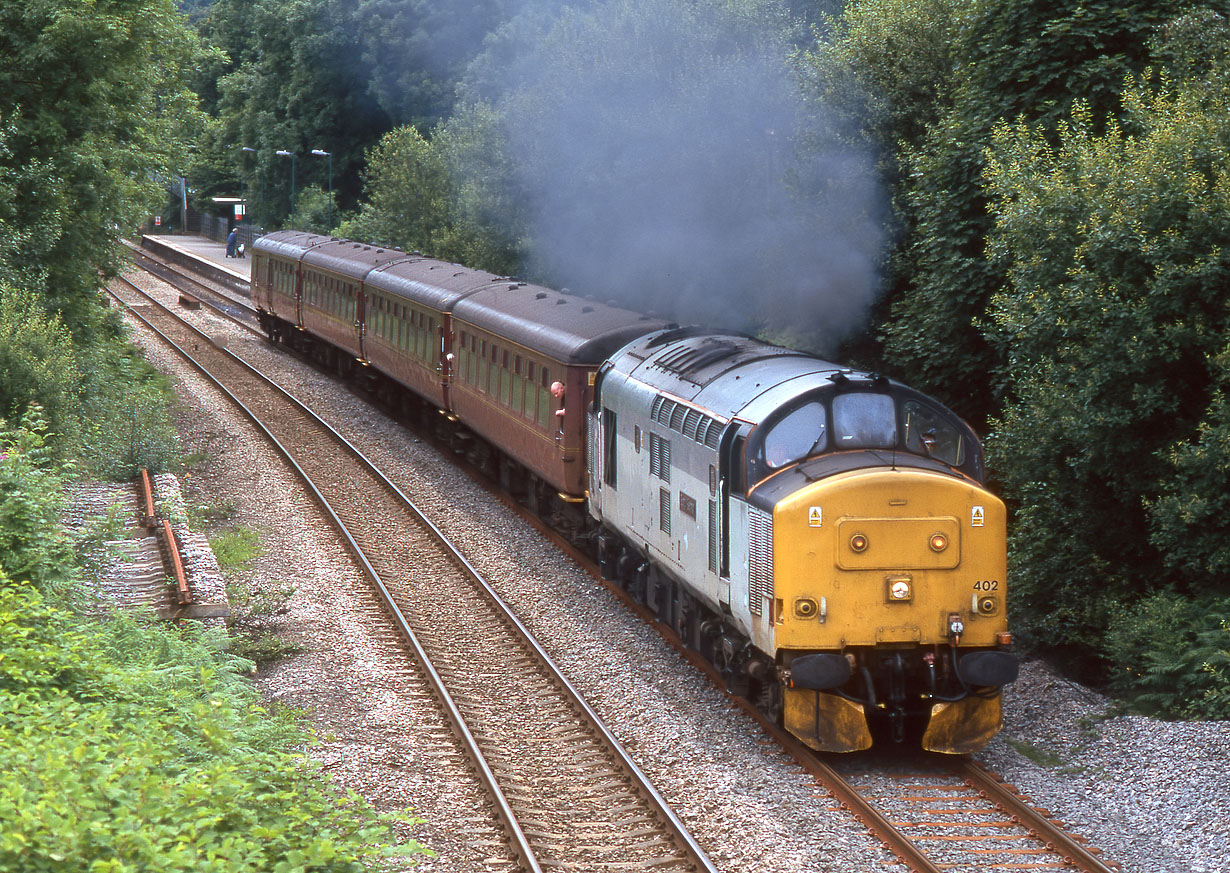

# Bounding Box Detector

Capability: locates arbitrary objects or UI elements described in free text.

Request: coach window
[512,356,524,413]
[500,351,512,405]
[524,363,537,419]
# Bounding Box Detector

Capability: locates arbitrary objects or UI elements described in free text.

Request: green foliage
[355,0,514,130]
[0,286,82,447]
[226,578,301,663]
[984,56,1230,651]
[0,408,79,596]
[1103,591,1230,719]
[78,344,182,480]
[1149,347,1230,577]
[0,286,181,477]
[0,0,207,336]
[289,186,340,235]
[209,526,263,572]
[0,576,426,871]
[0,579,98,697]
[875,0,1185,422]
[194,0,391,226]
[800,0,966,180]
[337,126,453,252]
[338,117,523,275]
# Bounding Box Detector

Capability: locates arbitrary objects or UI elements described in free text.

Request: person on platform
[226,228,238,257]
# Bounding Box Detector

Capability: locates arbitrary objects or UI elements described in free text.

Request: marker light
[794,597,819,618]
[850,534,869,553]
[929,533,948,552]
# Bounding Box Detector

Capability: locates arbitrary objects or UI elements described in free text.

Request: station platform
[143,234,251,281]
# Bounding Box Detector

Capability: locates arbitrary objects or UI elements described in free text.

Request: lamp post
[276,149,295,226]
[311,149,332,232]
[239,146,256,229]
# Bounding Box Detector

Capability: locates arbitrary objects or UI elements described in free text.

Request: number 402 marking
[973,580,999,591]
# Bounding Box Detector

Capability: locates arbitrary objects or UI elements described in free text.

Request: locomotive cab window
[832,392,897,449]
[903,400,965,467]
[761,401,827,469]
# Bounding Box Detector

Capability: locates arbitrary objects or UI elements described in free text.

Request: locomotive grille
[748,507,774,615]
[651,394,724,448]
[649,432,671,482]
[660,487,671,534]
[708,499,719,573]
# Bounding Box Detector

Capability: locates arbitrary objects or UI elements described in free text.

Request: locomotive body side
[590,329,1017,753]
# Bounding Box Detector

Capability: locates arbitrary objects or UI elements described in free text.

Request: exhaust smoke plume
[471,0,886,354]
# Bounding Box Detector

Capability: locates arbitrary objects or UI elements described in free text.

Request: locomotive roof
[608,328,855,423]
[453,284,672,365]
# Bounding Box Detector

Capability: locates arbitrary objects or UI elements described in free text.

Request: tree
[0,0,206,336]
[812,0,1186,423]
[983,12,1230,662]
[194,0,390,226]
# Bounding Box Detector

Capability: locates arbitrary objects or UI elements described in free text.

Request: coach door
[355,286,368,362]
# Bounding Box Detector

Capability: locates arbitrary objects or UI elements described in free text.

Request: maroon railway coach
[251,231,669,506]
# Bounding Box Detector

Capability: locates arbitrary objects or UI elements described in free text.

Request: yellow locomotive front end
[771,468,1015,754]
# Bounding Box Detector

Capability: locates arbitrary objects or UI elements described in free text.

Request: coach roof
[453,282,672,365]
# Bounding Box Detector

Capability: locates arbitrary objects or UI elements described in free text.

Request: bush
[0,410,427,871]
[77,341,181,480]
[0,407,79,596]
[1103,590,1230,720]
[0,286,82,447]
[0,574,428,872]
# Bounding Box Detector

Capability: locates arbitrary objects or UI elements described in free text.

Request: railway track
[124,239,259,327]
[107,273,717,873]
[124,249,1123,873]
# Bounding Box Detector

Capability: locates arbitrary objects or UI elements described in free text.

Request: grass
[1005,737,1067,769]
[209,526,262,571]
[189,498,239,527]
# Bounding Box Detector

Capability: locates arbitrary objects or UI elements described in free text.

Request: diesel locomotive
[250,230,1018,754]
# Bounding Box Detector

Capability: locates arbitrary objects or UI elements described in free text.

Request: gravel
[117,274,1230,873]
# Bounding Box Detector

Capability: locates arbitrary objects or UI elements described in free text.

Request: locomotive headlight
[978,595,997,615]
[929,532,948,552]
[794,597,819,619]
[849,533,869,553]
[886,575,912,601]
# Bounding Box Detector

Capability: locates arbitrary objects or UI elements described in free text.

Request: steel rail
[125,242,259,327]
[110,276,718,873]
[139,468,157,529]
[950,757,1119,873]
